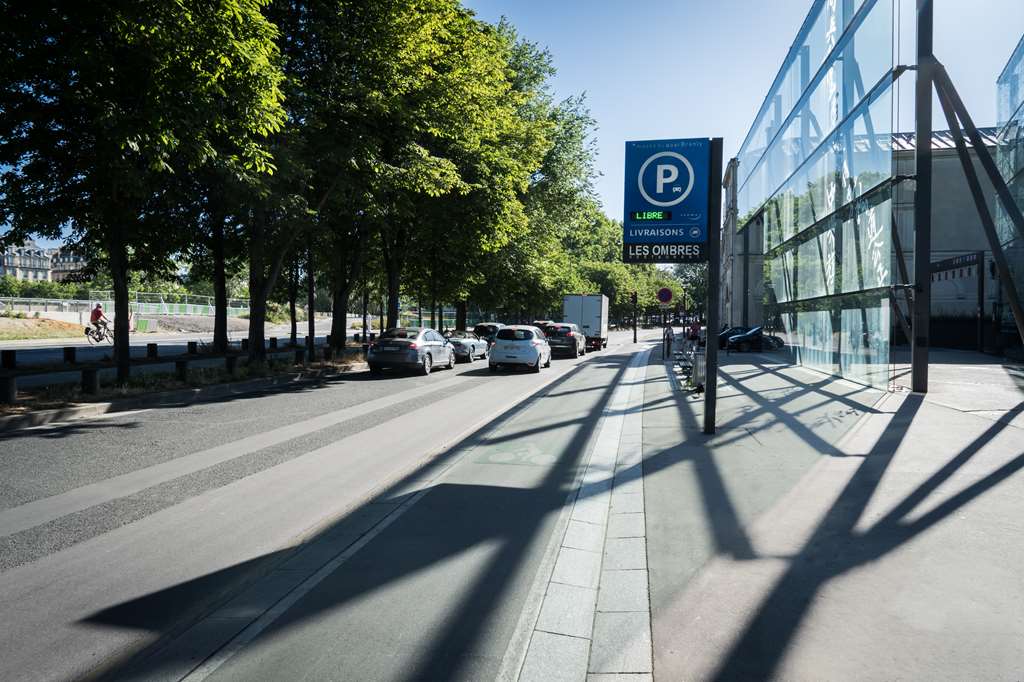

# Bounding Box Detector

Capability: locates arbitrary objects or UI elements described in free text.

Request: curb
[0,362,370,435]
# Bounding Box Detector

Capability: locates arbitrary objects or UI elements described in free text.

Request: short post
[323,345,333,361]
[63,347,77,364]
[1,350,15,370]
[225,355,238,376]
[175,359,189,382]
[187,341,198,355]
[241,338,250,352]
[0,376,16,405]
[147,343,159,359]
[294,348,306,365]
[81,368,99,395]
[269,337,278,350]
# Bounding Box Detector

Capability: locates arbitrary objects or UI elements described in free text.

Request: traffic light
[631,291,638,306]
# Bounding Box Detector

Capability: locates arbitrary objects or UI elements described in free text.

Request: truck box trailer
[563,294,609,350]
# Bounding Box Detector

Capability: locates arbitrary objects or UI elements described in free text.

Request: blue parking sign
[623,138,710,263]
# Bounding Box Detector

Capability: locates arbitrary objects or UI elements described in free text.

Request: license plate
[381,345,398,351]
[501,344,516,351]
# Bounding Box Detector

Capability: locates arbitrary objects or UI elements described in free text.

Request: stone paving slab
[588,612,652,674]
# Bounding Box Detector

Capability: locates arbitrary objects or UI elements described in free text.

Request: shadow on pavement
[82,347,636,681]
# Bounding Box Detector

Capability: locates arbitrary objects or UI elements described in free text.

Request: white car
[488,325,552,373]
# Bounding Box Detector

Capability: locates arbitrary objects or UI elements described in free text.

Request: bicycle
[85,323,114,345]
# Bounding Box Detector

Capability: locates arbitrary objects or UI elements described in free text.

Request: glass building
[997,35,1024,339]
[735,0,901,387]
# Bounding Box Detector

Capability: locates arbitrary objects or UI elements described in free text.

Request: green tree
[0,0,285,380]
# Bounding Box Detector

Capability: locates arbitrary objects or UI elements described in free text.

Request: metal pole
[704,138,724,435]
[741,227,750,327]
[911,0,933,393]
[977,251,985,352]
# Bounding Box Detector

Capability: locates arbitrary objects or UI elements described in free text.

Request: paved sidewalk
[643,349,1024,681]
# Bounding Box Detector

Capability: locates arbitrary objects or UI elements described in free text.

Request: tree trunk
[362,287,369,342]
[109,228,131,384]
[332,279,350,350]
[378,294,384,334]
[430,292,436,328]
[248,210,267,363]
[288,258,298,346]
[211,215,228,354]
[386,266,400,329]
[306,247,315,357]
[456,300,467,331]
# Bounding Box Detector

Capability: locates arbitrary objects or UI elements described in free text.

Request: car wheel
[464,349,473,363]
[447,350,455,369]
[369,364,382,376]
[544,352,551,368]
[489,364,498,373]
[532,357,542,373]
[421,353,432,376]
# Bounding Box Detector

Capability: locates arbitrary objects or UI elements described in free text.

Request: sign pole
[703,138,723,435]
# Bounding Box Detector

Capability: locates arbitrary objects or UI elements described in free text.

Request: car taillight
[531,340,543,347]
[409,342,418,350]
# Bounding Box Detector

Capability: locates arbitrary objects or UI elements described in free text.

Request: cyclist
[90,303,110,337]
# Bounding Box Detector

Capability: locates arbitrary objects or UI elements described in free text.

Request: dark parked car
[367,327,455,375]
[544,323,586,358]
[718,326,751,349]
[445,330,489,362]
[472,322,504,346]
[727,326,763,352]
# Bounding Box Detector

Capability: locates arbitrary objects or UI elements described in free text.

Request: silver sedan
[445,330,489,362]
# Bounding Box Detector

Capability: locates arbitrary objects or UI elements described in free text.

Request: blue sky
[463,0,1024,221]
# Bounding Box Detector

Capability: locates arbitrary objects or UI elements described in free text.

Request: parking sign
[623,138,710,263]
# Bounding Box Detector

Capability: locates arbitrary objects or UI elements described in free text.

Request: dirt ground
[153,315,250,333]
[0,317,84,341]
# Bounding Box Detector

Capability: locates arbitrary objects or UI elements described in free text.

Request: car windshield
[474,325,497,336]
[547,326,573,337]
[447,331,469,338]
[497,328,534,341]
[382,328,418,339]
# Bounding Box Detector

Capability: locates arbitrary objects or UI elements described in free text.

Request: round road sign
[656,287,673,304]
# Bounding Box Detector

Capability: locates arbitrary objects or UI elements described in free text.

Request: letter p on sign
[656,164,679,194]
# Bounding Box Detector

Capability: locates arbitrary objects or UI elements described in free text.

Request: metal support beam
[911,0,933,393]
[935,82,1024,345]
[933,64,1024,243]
[704,138,724,435]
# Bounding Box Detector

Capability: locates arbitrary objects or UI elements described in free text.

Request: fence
[1,295,249,318]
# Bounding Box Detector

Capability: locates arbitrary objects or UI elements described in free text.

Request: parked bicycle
[85,322,114,345]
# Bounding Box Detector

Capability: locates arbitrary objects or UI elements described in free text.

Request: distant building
[0,239,88,282]
[49,246,88,282]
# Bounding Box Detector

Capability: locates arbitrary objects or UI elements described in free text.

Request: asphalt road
[0,329,650,681]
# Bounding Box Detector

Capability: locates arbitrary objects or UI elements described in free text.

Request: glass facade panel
[997,36,1024,342]
[742,0,895,388]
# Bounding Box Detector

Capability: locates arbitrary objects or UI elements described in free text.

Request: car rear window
[497,328,534,341]
[382,328,417,339]
[474,325,497,335]
[547,326,573,337]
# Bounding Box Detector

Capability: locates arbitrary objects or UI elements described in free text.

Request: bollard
[225,355,238,376]
[0,376,16,405]
[269,337,278,350]
[175,360,189,382]
[294,348,306,365]
[241,338,250,352]
[63,347,77,364]
[81,368,99,395]
[1,350,15,370]
[147,343,159,359]
[187,341,198,355]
